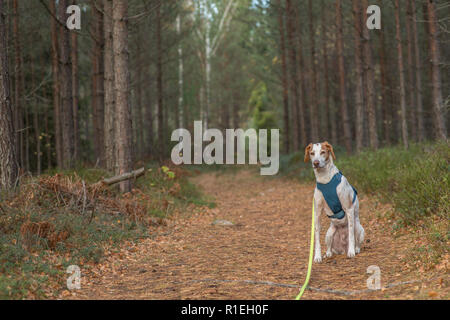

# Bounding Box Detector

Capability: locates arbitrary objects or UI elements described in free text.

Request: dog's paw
[326,251,332,258]
[347,250,355,258]
[314,255,322,263]
[355,247,361,254]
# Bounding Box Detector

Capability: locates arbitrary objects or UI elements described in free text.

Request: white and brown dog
[304,142,364,262]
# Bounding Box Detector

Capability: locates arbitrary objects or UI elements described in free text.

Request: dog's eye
[310,152,315,156]
[320,151,325,155]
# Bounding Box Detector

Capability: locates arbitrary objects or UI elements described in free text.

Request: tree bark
[405,0,417,141]
[144,44,153,158]
[378,19,392,145]
[50,0,62,168]
[426,0,447,140]
[113,0,133,192]
[12,0,23,169]
[352,0,364,152]
[277,0,290,153]
[58,0,75,168]
[176,14,183,129]
[100,167,145,186]
[321,0,332,143]
[156,3,164,159]
[285,0,300,150]
[394,0,409,149]
[134,31,144,160]
[335,0,352,153]
[410,0,425,141]
[0,0,19,189]
[103,0,115,171]
[362,0,378,149]
[42,82,52,170]
[308,0,319,142]
[91,1,105,166]
[30,57,41,175]
[293,3,307,147]
[71,2,80,162]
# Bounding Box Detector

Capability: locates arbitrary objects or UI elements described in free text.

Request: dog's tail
[331,225,349,255]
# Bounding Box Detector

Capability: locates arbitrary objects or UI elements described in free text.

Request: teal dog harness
[316,172,357,219]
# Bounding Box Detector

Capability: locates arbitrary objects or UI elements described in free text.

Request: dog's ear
[323,141,336,161]
[304,143,313,163]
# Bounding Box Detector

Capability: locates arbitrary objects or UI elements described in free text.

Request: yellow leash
[295,198,315,300]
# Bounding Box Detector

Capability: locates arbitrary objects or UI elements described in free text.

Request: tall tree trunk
[394,0,409,149]
[335,0,352,153]
[410,0,425,141]
[103,0,115,171]
[43,84,52,170]
[426,0,447,140]
[58,0,75,168]
[422,1,431,139]
[91,1,104,166]
[71,3,80,162]
[362,0,378,149]
[321,0,332,142]
[0,0,18,189]
[285,0,300,150]
[277,0,290,153]
[30,57,41,175]
[405,0,417,141]
[156,3,164,159]
[145,66,153,158]
[307,0,319,142]
[50,0,62,168]
[293,3,307,147]
[12,0,23,169]
[144,20,153,159]
[352,0,364,152]
[176,14,183,129]
[135,32,144,160]
[331,52,340,143]
[113,0,133,192]
[204,17,211,132]
[378,21,392,145]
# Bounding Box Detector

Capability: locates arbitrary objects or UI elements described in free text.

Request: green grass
[0,162,212,299]
[336,141,449,225]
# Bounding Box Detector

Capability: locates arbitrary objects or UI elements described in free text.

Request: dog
[304,142,364,262]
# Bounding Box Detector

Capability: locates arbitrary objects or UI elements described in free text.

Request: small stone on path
[212,219,234,226]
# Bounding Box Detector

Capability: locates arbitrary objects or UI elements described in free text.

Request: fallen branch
[100,167,146,186]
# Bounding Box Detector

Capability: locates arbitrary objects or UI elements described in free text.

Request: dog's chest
[318,194,348,225]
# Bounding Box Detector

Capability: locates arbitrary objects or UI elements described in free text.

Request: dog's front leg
[325,223,336,257]
[313,196,322,263]
[347,206,356,258]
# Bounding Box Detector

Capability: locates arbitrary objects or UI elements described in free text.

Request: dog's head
[304,142,336,169]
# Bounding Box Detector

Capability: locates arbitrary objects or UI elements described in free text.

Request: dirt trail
[72,171,447,300]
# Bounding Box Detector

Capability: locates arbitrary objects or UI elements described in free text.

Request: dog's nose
[313,161,320,167]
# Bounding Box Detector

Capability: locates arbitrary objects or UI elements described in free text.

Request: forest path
[71,170,446,300]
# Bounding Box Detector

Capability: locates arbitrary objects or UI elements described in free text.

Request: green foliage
[161,166,176,179]
[249,82,277,130]
[336,142,449,225]
[249,82,278,154]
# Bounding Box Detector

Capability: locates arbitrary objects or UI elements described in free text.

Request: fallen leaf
[428,291,438,298]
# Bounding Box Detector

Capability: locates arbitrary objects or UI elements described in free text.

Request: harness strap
[316,172,357,220]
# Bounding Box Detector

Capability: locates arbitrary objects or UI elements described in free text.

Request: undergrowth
[0,163,212,299]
